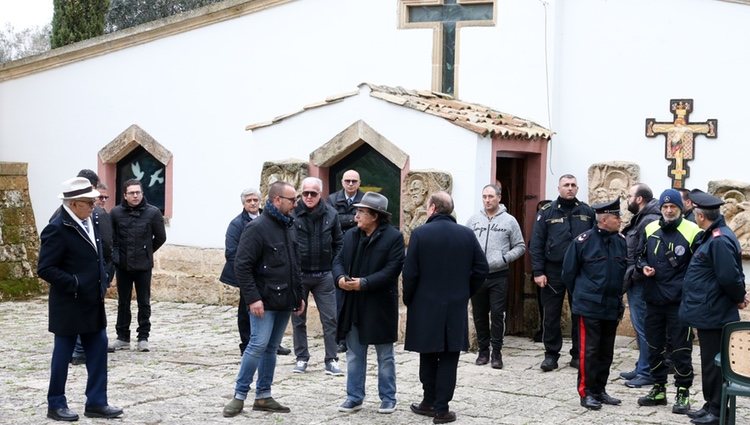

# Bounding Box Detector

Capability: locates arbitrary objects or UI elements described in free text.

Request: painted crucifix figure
[645,99,718,189]
[399,0,495,97]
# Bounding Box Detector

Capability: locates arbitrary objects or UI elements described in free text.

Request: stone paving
[1,298,748,424]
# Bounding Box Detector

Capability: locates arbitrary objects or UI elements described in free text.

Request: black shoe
[690,412,719,425]
[687,408,709,419]
[83,405,124,419]
[532,330,543,343]
[594,392,621,405]
[569,358,579,369]
[433,411,457,424]
[580,395,602,410]
[47,407,79,421]
[70,355,86,365]
[276,345,291,356]
[410,402,436,417]
[540,357,558,372]
[337,342,348,353]
[490,351,503,369]
[475,351,489,366]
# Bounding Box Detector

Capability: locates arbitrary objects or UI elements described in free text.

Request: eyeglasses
[98,195,109,201]
[302,191,319,198]
[278,195,296,202]
[344,179,359,184]
[75,199,95,207]
[126,191,142,196]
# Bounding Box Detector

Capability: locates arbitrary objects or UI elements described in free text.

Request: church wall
[549,0,750,200]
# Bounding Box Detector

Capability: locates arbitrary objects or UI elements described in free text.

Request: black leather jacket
[293,200,343,272]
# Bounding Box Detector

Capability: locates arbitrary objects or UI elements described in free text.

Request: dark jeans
[115,269,152,342]
[419,351,460,414]
[292,272,338,362]
[697,329,722,416]
[540,262,579,360]
[470,271,508,352]
[238,290,251,355]
[577,316,617,398]
[645,302,693,387]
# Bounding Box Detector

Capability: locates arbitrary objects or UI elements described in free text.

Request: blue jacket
[219,210,253,286]
[637,217,701,305]
[38,208,107,335]
[679,217,746,329]
[562,226,627,321]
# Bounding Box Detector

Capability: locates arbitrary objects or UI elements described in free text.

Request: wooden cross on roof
[398,0,496,97]
[645,99,718,189]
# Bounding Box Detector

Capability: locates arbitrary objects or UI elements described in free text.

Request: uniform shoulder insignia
[712,228,722,238]
[618,233,625,239]
[576,231,590,243]
[540,203,552,211]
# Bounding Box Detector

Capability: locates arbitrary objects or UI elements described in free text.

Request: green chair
[719,320,750,425]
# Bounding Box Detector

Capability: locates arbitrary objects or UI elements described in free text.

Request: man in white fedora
[38,177,123,421]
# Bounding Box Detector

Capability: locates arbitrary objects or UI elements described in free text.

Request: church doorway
[116,145,166,213]
[496,154,527,334]
[328,143,401,225]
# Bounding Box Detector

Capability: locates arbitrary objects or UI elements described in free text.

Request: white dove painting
[131,162,145,181]
[149,169,164,187]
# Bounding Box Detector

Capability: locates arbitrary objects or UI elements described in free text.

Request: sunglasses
[98,195,109,201]
[302,191,319,198]
[344,179,359,184]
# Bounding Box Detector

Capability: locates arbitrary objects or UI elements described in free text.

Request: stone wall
[0,162,44,300]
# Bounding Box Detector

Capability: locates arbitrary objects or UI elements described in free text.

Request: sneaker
[338,399,363,413]
[222,398,244,417]
[625,374,655,388]
[378,400,396,414]
[325,360,344,376]
[292,360,308,373]
[108,339,130,351]
[637,384,667,406]
[673,387,691,414]
[619,369,638,380]
[137,340,149,352]
[252,397,290,413]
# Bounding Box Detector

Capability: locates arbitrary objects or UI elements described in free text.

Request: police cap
[591,198,621,215]
[689,189,724,210]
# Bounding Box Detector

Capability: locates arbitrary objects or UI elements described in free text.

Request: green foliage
[51,0,110,49]
[0,278,44,301]
[106,0,225,33]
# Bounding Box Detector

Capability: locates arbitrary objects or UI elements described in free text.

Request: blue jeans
[292,272,338,362]
[626,283,651,377]
[233,310,291,400]
[344,325,396,404]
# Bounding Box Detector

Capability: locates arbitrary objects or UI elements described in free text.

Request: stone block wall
[0,162,44,300]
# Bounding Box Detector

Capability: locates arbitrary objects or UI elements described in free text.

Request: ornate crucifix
[399,0,495,97]
[645,99,718,189]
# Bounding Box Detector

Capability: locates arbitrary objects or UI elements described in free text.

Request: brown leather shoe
[475,351,489,366]
[433,411,457,424]
[410,402,436,417]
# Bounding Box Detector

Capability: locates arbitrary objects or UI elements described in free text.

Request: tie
[347,198,353,206]
[81,220,89,233]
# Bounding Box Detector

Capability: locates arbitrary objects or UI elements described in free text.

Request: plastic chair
[719,321,750,425]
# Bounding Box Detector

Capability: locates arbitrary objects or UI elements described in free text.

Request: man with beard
[619,183,660,388]
[635,189,701,414]
[530,174,595,372]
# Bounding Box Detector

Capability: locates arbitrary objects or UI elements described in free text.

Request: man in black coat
[332,192,404,415]
[109,179,167,353]
[403,191,488,424]
[38,177,123,421]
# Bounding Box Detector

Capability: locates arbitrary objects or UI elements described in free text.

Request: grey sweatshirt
[465,204,526,272]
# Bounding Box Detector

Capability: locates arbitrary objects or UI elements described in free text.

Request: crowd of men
[36,169,747,425]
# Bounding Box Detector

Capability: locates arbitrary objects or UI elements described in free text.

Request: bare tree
[0,24,52,63]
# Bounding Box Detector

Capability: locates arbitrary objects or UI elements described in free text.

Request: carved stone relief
[259,160,309,203]
[707,180,750,258]
[400,170,452,245]
[588,162,640,227]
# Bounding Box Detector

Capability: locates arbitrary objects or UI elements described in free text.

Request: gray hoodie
[465,204,526,273]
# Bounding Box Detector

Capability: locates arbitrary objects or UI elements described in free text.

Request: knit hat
[659,189,684,210]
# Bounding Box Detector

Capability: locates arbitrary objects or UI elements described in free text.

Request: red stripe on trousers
[577,316,587,398]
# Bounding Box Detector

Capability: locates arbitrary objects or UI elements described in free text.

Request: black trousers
[419,351,460,413]
[115,269,152,341]
[577,316,618,397]
[237,290,251,355]
[470,272,508,352]
[540,262,579,360]
[644,302,693,387]
[697,329,722,416]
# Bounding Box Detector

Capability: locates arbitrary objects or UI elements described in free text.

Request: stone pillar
[0,162,43,299]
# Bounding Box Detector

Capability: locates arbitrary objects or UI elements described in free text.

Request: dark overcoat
[402,214,488,353]
[38,207,107,335]
[333,223,404,345]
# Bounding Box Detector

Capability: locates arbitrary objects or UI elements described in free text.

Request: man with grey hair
[220,187,291,356]
[291,177,344,375]
[465,183,525,369]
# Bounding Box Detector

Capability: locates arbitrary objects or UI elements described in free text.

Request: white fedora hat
[58,177,100,200]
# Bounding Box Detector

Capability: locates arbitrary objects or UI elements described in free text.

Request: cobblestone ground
[1,298,747,424]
